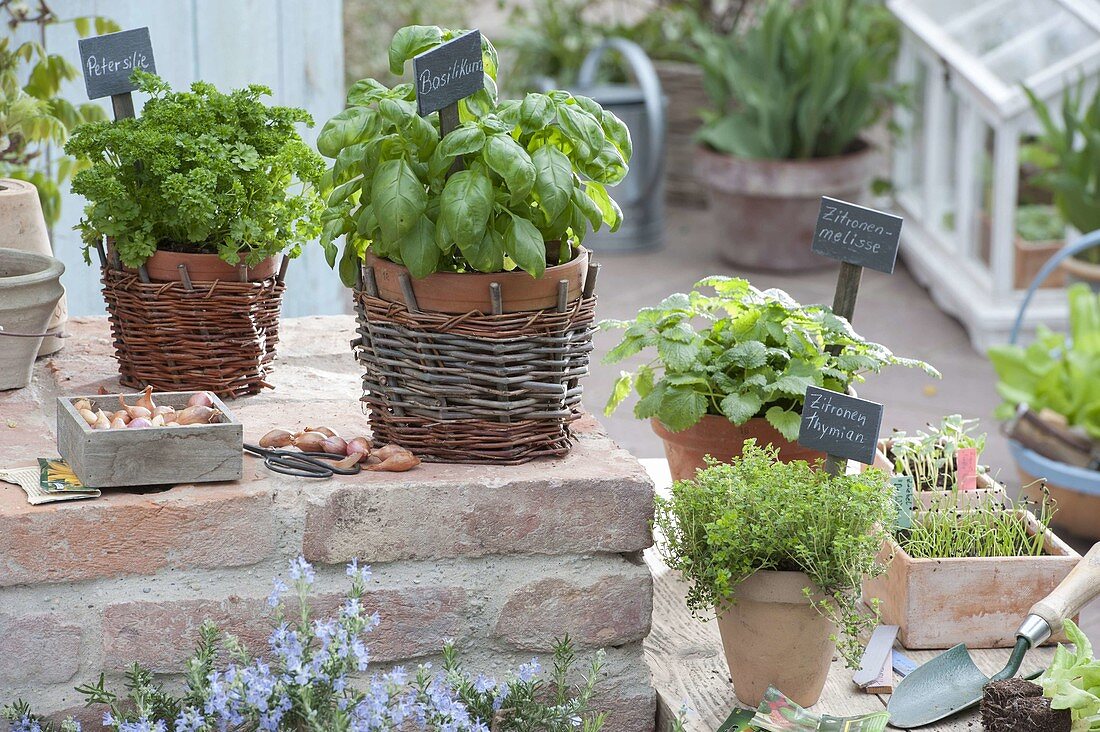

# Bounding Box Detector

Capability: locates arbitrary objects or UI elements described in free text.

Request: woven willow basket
[101,267,284,398]
[351,260,599,464]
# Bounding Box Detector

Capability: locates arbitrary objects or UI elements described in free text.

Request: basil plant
[317,26,632,285]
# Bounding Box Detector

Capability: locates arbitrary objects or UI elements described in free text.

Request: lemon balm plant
[317,25,631,285]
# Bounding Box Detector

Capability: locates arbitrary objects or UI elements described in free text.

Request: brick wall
[0,317,657,731]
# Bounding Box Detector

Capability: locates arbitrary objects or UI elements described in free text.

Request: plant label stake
[956,447,978,491]
[798,385,883,467]
[413,29,483,144]
[810,196,903,474]
[891,475,914,530]
[77,27,155,121]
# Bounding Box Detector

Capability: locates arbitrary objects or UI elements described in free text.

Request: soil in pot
[715,570,836,708]
[366,247,590,314]
[143,249,282,283]
[695,141,876,271]
[653,414,826,482]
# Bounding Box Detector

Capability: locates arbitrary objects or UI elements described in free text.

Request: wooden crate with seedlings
[862,511,1079,650]
[872,439,1008,510]
[57,391,242,488]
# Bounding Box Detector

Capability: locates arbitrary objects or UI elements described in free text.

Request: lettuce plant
[654,441,896,665]
[694,0,902,159]
[317,25,631,284]
[989,284,1100,439]
[602,276,937,438]
[64,71,325,269]
[1041,619,1100,729]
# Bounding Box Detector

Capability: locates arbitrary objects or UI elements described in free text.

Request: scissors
[244,444,361,478]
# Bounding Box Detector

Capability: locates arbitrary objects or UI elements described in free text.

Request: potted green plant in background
[0,3,118,355]
[1026,82,1100,289]
[603,276,937,480]
[317,25,630,462]
[655,441,895,707]
[693,0,903,270]
[63,71,325,397]
[989,282,1100,540]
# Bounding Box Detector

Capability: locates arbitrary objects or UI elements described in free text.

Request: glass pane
[897,62,930,205]
[937,93,960,236]
[990,18,1098,86]
[910,0,999,25]
[976,123,996,268]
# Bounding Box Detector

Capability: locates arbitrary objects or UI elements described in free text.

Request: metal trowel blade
[887,644,990,728]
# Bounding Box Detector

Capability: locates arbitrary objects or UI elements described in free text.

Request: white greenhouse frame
[888,0,1100,349]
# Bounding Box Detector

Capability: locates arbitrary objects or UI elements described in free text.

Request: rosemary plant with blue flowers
[3,558,610,732]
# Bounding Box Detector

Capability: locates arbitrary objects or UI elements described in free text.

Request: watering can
[570,38,666,252]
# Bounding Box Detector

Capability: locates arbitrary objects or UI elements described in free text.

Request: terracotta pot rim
[695,138,874,168]
[364,246,582,280]
[0,247,65,288]
[143,250,281,283]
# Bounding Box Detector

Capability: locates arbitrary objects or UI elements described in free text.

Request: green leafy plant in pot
[602,276,937,480]
[316,25,631,462]
[65,71,325,282]
[989,283,1100,539]
[1026,82,1100,288]
[692,0,903,270]
[655,441,895,707]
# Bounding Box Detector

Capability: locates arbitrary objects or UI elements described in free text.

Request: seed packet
[751,687,889,732]
[39,458,96,493]
[0,460,99,505]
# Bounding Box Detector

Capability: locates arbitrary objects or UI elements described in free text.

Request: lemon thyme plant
[655,441,896,665]
[317,25,631,285]
[603,276,938,438]
[63,71,325,269]
[2,557,613,732]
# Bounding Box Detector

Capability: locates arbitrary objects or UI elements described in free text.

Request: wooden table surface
[645,548,1055,731]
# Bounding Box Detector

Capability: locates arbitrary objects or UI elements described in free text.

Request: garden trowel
[888,542,1100,728]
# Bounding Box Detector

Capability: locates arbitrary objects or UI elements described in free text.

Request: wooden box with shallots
[57,389,242,488]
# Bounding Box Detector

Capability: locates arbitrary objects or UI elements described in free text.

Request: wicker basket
[352,261,599,464]
[100,267,284,398]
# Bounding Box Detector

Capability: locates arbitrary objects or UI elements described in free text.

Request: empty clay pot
[715,570,837,708]
[0,179,67,355]
[652,415,826,482]
[0,248,65,390]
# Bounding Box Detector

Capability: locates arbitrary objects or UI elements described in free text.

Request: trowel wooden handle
[1029,543,1100,634]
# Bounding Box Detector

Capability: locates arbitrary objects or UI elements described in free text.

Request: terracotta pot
[1014,237,1065,289]
[862,513,1078,649]
[143,250,282,283]
[366,248,590,314]
[652,415,826,482]
[0,248,65,390]
[695,142,877,271]
[0,179,66,355]
[1060,254,1100,293]
[715,571,836,708]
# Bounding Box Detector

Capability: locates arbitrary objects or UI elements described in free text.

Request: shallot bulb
[187,391,215,408]
[346,437,371,462]
[259,428,294,448]
[151,414,166,427]
[153,405,176,420]
[321,436,348,456]
[303,425,338,438]
[118,395,151,420]
[293,431,329,453]
[79,408,98,426]
[73,398,92,412]
[136,386,157,413]
[332,452,364,470]
[92,410,111,430]
[177,405,220,425]
[110,416,128,429]
[127,417,153,429]
[366,444,419,472]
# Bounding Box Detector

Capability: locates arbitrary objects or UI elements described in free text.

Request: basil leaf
[372,158,426,245]
[346,78,389,107]
[532,145,572,223]
[317,107,377,158]
[398,215,440,279]
[503,215,546,278]
[519,93,555,133]
[388,25,443,76]
[484,134,535,204]
[440,168,493,249]
[439,124,486,158]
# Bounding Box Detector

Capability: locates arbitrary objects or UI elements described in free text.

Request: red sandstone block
[103,585,467,672]
[302,437,654,563]
[600,690,657,732]
[495,565,653,651]
[0,612,83,686]
[0,401,56,465]
[0,482,276,587]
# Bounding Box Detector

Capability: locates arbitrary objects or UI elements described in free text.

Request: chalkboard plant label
[412,29,484,116]
[78,27,156,100]
[798,385,883,465]
[811,196,903,274]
